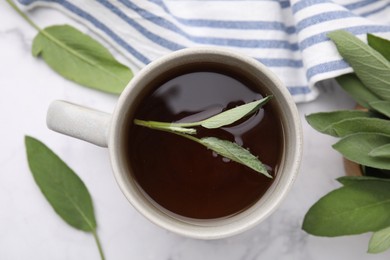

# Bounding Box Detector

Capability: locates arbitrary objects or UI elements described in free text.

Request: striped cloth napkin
[19,0,390,102]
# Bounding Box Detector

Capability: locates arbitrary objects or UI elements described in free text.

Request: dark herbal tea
[126,64,284,219]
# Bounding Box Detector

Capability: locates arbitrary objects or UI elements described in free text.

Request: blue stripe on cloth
[296,11,357,32]
[175,19,296,33]
[256,58,303,68]
[30,0,152,64]
[120,0,295,34]
[292,0,381,14]
[18,0,38,3]
[292,0,330,14]
[146,0,295,33]
[343,0,377,10]
[361,1,390,17]
[96,0,184,51]
[306,60,349,80]
[99,0,300,50]
[300,25,390,50]
[148,0,291,9]
[287,86,312,95]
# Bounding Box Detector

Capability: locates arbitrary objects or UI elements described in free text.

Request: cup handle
[46,100,111,147]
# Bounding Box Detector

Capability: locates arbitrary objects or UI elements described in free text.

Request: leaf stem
[134,119,197,134]
[92,230,106,260]
[6,0,128,88]
[5,0,41,31]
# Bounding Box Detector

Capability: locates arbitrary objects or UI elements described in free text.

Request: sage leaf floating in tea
[134,97,273,177]
[199,96,272,129]
[137,96,272,130]
[133,119,197,135]
[25,136,105,260]
[199,137,270,177]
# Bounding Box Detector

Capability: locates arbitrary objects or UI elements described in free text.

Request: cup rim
[108,47,303,239]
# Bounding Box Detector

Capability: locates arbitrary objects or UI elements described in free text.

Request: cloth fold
[19,0,390,102]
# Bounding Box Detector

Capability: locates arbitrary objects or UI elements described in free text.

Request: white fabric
[19,0,390,102]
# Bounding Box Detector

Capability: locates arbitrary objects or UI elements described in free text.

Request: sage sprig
[6,0,132,94]
[135,97,273,177]
[134,96,272,135]
[25,136,105,260]
[303,30,390,254]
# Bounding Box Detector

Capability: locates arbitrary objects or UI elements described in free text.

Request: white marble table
[1,2,389,260]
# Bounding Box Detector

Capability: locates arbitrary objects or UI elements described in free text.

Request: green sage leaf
[367,34,390,61]
[338,176,390,186]
[306,110,372,136]
[369,101,390,118]
[336,74,381,108]
[332,118,390,137]
[368,226,390,254]
[199,137,271,177]
[32,25,132,94]
[302,179,390,236]
[200,96,272,129]
[25,136,96,231]
[369,144,390,159]
[328,30,390,101]
[333,133,390,170]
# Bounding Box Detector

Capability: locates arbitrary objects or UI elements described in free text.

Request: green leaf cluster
[303,30,390,254]
[135,96,273,177]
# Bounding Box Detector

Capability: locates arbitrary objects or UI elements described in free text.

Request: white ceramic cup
[47,48,302,239]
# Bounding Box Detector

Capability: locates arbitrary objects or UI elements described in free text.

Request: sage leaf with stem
[369,101,390,118]
[305,110,372,137]
[333,133,390,170]
[134,98,272,177]
[368,226,390,254]
[367,34,390,61]
[6,0,132,94]
[336,74,381,109]
[137,96,272,132]
[198,96,272,129]
[328,30,390,101]
[302,178,390,237]
[25,136,105,260]
[133,119,197,135]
